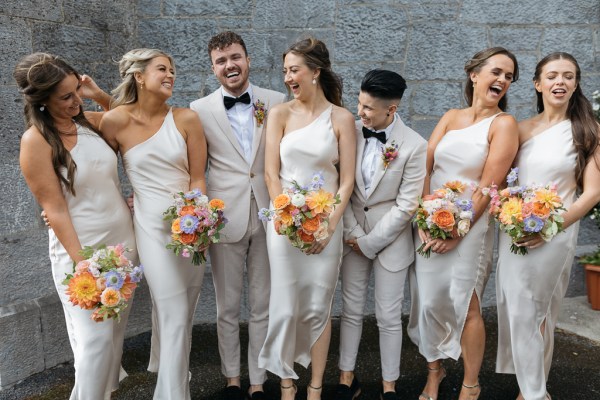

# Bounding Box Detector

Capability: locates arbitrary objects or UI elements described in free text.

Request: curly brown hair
[207,31,248,60]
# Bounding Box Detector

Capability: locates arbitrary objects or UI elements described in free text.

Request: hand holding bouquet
[259,172,341,252]
[485,168,565,255]
[63,244,143,322]
[163,188,227,265]
[413,181,474,258]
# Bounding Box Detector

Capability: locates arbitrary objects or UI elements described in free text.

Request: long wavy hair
[13,53,101,195]
[111,48,175,107]
[534,52,599,190]
[284,37,343,107]
[464,47,519,111]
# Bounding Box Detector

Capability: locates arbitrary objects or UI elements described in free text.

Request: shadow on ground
[2,307,600,400]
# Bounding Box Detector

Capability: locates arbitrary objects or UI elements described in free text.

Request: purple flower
[509,186,523,195]
[184,188,203,199]
[105,270,124,289]
[309,171,325,190]
[523,215,544,233]
[455,199,473,211]
[130,265,144,283]
[180,215,200,234]
[506,168,519,185]
[258,208,273,222]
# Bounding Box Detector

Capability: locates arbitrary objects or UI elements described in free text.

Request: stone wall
[1,0,599,389]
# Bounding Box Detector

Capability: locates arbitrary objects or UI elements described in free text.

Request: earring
[386,113,390,116]
[39,105,45,112]
[312,78,316,85]
[140,82,144,90]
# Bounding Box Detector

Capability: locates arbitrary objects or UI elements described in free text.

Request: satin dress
[50,125,136,400]
[408,113,501,361]
[496,120,579,400]
[258,105,343,379]
[123,108,204,400]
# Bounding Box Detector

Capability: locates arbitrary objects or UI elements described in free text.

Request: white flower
[195,195,209,206]
[291,193,306,207]
[314,220,329,241]
[457,219,471,236]
[460,210,473,220]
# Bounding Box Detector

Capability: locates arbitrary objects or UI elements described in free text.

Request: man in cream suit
[334,70,427,400]
[190,31,285,400]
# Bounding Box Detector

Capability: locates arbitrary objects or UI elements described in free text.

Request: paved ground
[1,219,599,399]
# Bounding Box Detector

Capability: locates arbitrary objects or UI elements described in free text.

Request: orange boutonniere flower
[253,99,266,126]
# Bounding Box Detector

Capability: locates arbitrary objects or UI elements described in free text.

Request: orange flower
[532,201,551,218]
[500,188,511,197]
[273,194,291,210]
[209,198,225,210]
[422,194,438,201]
[277,207,294,225]
[433,189,447,198]
[431,209,455,231]
[499,197,523,225]
[171,218,182,234]
[274,220,283,234]
[306,189,335,214]
[119,276,137,301]
[299,230,315,243]
[100,287,121,307]
[179,232,198,245]
[179,205,196,216]
[66,272,101,309]
[302,217,320,233]
[444,181,466,193]
[534,188,561,210]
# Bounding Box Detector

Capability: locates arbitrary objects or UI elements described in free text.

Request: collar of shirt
[221,85,254,109]
[365,113,398,144]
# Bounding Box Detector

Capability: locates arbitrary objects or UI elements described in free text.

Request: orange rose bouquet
[413,181,474,258]
[258,172,341,252]
[62,244,143,322]
[163,188,227,265]
[485,168,565,255]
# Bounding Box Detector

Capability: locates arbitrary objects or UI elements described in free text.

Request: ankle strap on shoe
[308,383,323,391]
[462,382,480,389]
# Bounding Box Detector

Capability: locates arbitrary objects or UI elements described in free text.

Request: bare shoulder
[331,104,354,125]
[269,101,291,120]
[492,112,518,130]
[101,106,131,129]
[172,107,201,124]
[20,125,49,149]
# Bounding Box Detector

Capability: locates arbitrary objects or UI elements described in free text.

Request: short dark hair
[360,69,407,101]
[207,31,248,60]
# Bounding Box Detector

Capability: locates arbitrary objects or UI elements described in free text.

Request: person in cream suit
[335,70,426,400]
[190,31,285,400]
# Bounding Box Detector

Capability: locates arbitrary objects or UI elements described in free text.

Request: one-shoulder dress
[123,108,204,400]
[495,120,579,400]
[408,114,501,361]
[50,125,136,399]
[258,105,343,379]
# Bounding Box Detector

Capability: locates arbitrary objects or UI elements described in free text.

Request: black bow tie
[223,92,251,109]
[362,126,387,143]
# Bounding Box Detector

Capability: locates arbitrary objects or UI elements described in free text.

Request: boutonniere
[253,99,267,127]
[381,140,399,169]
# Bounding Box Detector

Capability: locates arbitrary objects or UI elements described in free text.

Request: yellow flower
[444,180,466,193]
[273,194,291,210]
[66,272,101,310]
[305,189,335,215]
[499,197,523,225]
[209,198,225,210]
[534,188,562,210]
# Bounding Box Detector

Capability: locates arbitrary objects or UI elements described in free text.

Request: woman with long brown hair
[16,52,136,399]
[495,52,600,400]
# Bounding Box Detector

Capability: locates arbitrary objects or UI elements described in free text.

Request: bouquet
[163,188,227,265]
[258,172,341,252]
[485,168,565,255]
[63,244,143,322]
[413,181,474,258]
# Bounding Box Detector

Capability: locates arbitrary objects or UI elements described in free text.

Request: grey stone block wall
[1,0,599,389]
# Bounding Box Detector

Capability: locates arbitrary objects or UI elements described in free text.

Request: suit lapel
[249,85,265,164]
[354,122,368,198]
[209,89,246,160]
[366,119,406,197]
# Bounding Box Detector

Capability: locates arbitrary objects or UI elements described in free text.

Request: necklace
[56,120,77,136]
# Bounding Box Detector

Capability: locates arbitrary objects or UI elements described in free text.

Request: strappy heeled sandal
[280,382,297,399]
[419,365,446,400]
[461,382,481,400]
[307,383,323,399]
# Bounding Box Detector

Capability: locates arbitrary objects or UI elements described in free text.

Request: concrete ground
[1,219,599,399]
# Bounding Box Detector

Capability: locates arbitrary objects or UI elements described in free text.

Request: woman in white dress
[100,49,207,400]
[495,52,600,400]
[407,47,520,400]
[259,37,356,400]
[16,53,136,399]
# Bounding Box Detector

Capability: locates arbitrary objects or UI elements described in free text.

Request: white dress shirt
[222,86,255,162]
[361,114,398,195]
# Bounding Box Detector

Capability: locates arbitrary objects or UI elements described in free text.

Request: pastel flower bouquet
[63,244,143,322]
[485,168,565,255]
[163,188,227,265]
[413,181,474,258]
[259,172,341,252]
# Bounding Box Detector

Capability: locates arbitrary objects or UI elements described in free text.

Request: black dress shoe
[334,377,361,400]
[246,389,267,400]
[224,385,244,400]
[380,387,399,400]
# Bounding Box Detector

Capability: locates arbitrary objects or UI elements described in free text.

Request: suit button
[250,173,255,178]
[364,206,369,211]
